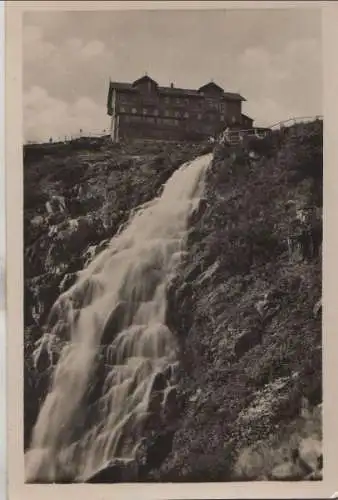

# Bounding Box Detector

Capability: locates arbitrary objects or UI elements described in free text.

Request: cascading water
[25,152,213,483]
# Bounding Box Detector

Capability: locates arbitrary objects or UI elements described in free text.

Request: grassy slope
[158,120,323,480]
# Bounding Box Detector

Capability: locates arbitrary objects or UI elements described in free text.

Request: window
[220,115,225,122]
[197,114,202,120]
[184,112,189,118]
[143,108,147,115]
[132,108,137,114]
[231,116,236,123]
[165,97,170,104]
[154,109,159,116]
[120,107,125,113]
[165,110,170,117]
[176,98,180,104]
[175,111,180,118]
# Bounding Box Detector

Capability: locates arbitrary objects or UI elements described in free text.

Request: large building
[107,75,254,142]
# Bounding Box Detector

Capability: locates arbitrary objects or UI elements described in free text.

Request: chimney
[170,82,174,88]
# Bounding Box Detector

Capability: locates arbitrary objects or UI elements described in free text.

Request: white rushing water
[25,153,212,482]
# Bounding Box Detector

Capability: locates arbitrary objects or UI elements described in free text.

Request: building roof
[132,75,158,88]
[224,92,246,102]
[109,76,246,101]
[241,113,253,121]
[109,81,138,92]
[198,81,224,93]
[158,86,202,98]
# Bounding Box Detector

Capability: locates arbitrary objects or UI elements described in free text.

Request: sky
[23,7,322,143]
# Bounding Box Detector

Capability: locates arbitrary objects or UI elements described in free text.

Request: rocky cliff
[24,121,322,481]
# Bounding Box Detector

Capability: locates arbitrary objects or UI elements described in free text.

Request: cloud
[24,86,110,143]
[23,25,56,63]
[235,38,322,126]
[81,40,105,58]
[23,25,113,107]
[22,10,322,139]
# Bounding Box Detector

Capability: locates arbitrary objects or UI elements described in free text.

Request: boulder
[313,298,322,319]
[162,386,180,422]
[85,458,139,483]
[299,437,322,471]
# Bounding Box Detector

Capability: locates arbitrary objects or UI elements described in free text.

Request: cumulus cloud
[235,38,322,126]
[23,25,56,64]
[81,40,105,58]
[23,25,114,142]
[24,86,110,143]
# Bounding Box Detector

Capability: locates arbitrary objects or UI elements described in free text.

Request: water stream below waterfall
[25,152,213,482]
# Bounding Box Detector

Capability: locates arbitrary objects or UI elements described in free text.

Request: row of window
[119,107,235,122]
[119,94,190,106]
[122,115,238,125]
[118,96,229,111]
[164,96,190,105]
[124,115,181,126]
[120,106,192,118]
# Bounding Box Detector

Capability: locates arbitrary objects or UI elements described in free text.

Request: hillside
[23,121,323,482]
[23,137,211,448]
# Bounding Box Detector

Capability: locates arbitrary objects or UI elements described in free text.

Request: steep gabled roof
[198,81,246,101]
[108,76,246,101]
[198,81,224,93]
[158,86,202,98]
[132,75,159,88]
[109,81,137,92]
[241,113,253,120]
[223,92,246,102]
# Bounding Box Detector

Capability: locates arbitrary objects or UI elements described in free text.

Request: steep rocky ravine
[24,121,322,481]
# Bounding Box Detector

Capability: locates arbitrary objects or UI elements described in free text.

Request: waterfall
[25,152,213,483]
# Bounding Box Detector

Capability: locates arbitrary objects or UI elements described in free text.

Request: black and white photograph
[21,5,323,484]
